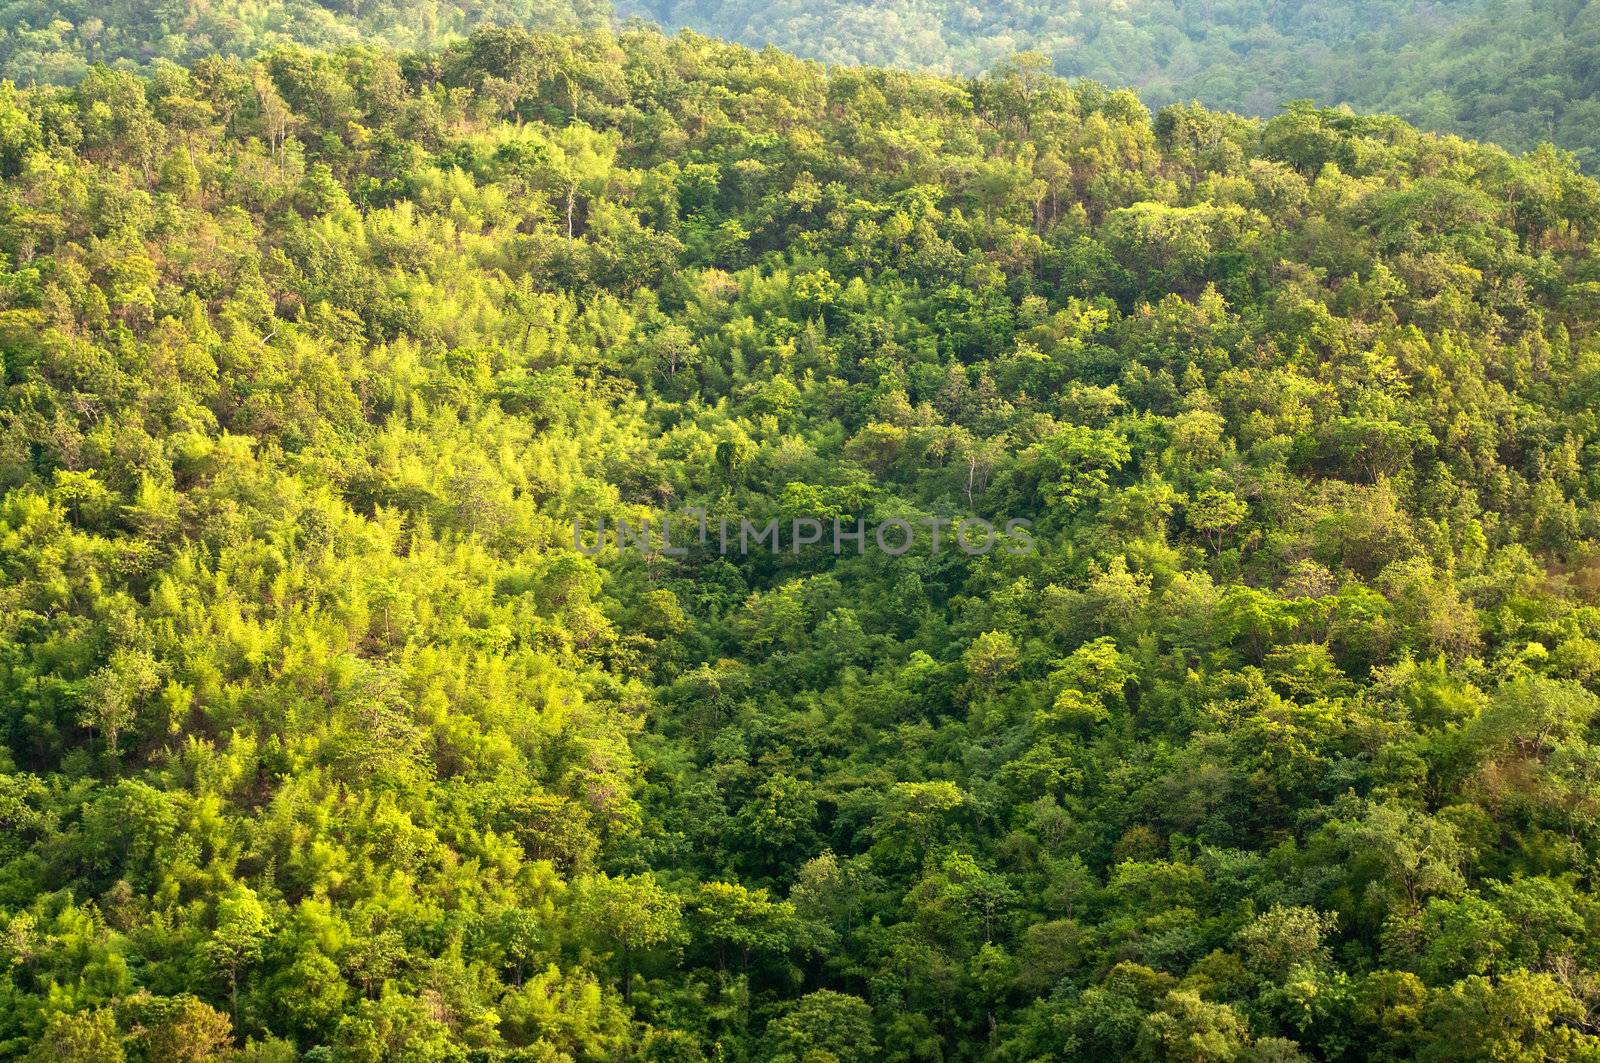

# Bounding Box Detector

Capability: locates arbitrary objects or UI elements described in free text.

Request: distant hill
[6,0,1600,167]
[623,0,1600,169]
[0,0,608,81]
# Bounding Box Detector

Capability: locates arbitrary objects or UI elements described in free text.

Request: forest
[5,15,1600,1063]
[7,0,1600,170]
[626,0,1600,168]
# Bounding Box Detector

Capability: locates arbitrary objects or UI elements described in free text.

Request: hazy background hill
[623,0,1600,168]
[4,0,1600,165]
[0,0,607,80]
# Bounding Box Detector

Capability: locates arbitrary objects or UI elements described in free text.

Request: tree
[689,881,802,976]
[1188,489,1247,557]
[205,887,272,1024]
[1317,803,1467,925]
[1137,991,1251,1063]
[765,990,876,1063]
[79,649,161,759]
[576,873,684,1003]
[1234,905,1336,981]
[121,994,234,1063]
[25,1009,125,1063]
[869,781,969,866]
[1420,972,1598,1062]
[907,851,1016,948]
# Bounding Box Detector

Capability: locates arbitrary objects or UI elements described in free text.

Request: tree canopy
[2,20,1600,1062]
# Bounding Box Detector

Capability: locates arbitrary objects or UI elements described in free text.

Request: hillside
[9,0,1600,170]
[8,0,1600,172]
[625,0,1600,169]
[5,22,1600,1062]
[0,0,607,80]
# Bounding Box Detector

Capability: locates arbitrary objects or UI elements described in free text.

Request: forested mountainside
[7,22,1600,1063]
[7,0,1600,173]
[625,0,1600,170]
[0,0,609,81]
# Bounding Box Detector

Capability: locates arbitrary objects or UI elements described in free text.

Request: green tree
[577,873,684,1003]
[765,990,876,1063]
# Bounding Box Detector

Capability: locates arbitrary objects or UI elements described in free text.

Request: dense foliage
[9,0,1600,171]
[6,22,1600,1062]
[0,0,607,82]
[631,0,1600,170]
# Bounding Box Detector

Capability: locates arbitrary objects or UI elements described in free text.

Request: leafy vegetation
[0,0,607,82]
[627,0,1600,170]
[5,20,1600,1062]
[9,0,1600,171]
